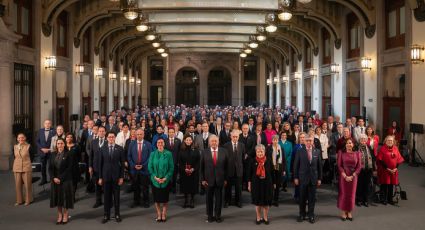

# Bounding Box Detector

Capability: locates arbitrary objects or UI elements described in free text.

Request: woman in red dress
[366,126,379,156]
[377,135,404,205]
[337,139,362,221]
[386,121,402,146]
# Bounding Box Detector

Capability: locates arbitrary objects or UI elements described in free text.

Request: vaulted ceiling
[40,0,395,65]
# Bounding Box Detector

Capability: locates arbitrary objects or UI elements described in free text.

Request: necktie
[170,139,174,149]
[203,133,207,140]
[308,148,312,162]
[99,138,104,147]
[361,127,364,134]
[300,124,303,132]
[233,144,237,153]
[213,149,217,166]
[137,142,142,164]
[44,130,49,141]
[109,145,113,157]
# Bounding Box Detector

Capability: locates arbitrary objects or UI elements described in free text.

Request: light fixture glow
[265,24,277,33]
[240,53,247,58]
[136,24,149,32]
[121,75,127,81]
[75,64,85,74]
[330,63,339,74]
[244,48,252,54]
[309,68,317,77]
[161,53,168,57]
[256,35,267,42]
[109,72,117,80]
[361,57,372,71]
[152,42,160,48]
[123,10,138,20]
[411,44,424,64]
[278,11,292,21]
[249,42,258,49]
[145,34,156,41]
[45,56,57,70]
[157,48,165,53]
[95,68,104,78]
[136,79,141,85]
[129,77,135,84]
[297,0,312,4]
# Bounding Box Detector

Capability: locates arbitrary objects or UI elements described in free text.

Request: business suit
[200,147,228,221]
[353,126,366,142]
[128,140,152,206]
[293,146,322,219]
[266,145,286,205]
[239,133,255,187]
[194,132,212,151]
[36,128,56,183]
[209,124,224,136]
[105,124,119,135]
[219,130,232,147]
[89,137,106,204]
[165,137,181,193]
[99,144,125,218]
[223,141,245,207]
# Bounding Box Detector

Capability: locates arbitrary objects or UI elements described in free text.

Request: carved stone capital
[414,0,425,22]
[94,46,99,55]
[313,47,319,56]
[74,37,80,48]
[42,23,52,37]
[109,53,113,61]
[365,24,376,39]
[297,54,302,62]
[334,39,342,49]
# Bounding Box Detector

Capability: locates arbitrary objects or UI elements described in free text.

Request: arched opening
[382,65,405,135]
[346,71,361,118]
[175,67,200,106]
[322,75,332,117]
[208,67,232,106]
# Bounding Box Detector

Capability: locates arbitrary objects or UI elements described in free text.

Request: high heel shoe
[340,217,347,221]
[56,217,63,225]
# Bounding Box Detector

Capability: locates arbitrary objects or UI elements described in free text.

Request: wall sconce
[360,57,372,71]
[411,44,424,64]
[266,79,271,85]
[309,68,317,77]
[121,75,128,81]
[273,77,279,83]
[129,77,135,84]
[294,72,302,80]
[281,76,289,82]
[109,72,117,80]
[75,64,89,76]
[95,68,105,79]
[136,79,141,85]
[45,56,57,70]
[330,63,339,74]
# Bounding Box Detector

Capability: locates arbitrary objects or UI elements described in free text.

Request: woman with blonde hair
[13,133,33,206]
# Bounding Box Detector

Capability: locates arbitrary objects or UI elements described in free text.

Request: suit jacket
[353,126,366,142]
[127,140,152,175]
[219,129,232,147]
[79,129,91,153]
[36,128,55,154]
[165,137,182,164]
[296,122,308,133]
[49,151,73,182]
[223,142,245,178]
[200,147,228,187]
[239,133,255,159]
[105,124,119,135]
[194,132,212,151]
[85,134,96,157]
[209,124,224,136]
[89,137,106,173]
[99,144,125,183]
[293,146,322,186]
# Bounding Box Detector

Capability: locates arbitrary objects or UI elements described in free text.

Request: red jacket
[377,145,404,185]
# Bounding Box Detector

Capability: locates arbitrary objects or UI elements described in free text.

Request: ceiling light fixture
[122,0,138,20]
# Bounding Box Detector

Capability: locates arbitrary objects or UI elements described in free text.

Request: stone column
[285,64,291,107]
[92,54,100,112]
[0,18,21,170]
[297,59,304,111]
[128,67,133,109]
[141,56,148,105]
[362,31,378,125]
[258,57,266,104]
[268,72,273,107]
[312,52,321,114]
[119,63,124,108]
[108,59,114,112]
[275,68,281,108]
[332,44,345,120]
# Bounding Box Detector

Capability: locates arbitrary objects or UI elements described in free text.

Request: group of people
[12,104,405,225]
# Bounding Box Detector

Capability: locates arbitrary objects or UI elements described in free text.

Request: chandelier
[278,0,294,21]
[265,14,278,33]
[135,14,149,32]
[122,0,138,20]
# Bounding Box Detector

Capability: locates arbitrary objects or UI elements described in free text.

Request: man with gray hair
[223,130,246,208]
[200,135,228,223]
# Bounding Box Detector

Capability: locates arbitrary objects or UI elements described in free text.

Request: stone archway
[207,66,232,106]
[175,67,200,106]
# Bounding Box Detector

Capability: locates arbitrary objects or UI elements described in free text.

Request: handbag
[398,184,407,200]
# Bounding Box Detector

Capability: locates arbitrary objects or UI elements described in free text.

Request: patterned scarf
[256,156,266,178]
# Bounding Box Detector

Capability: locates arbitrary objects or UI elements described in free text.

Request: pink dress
[263,129,277,145]
[337,151,362,211]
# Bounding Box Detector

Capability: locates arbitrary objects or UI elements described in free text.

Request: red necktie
[213,149,217,166]
[137,142,142,164]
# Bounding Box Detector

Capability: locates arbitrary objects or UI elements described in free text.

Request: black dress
[49,151,74,209]
[67,145,81,191]
[178,147,200,194]
[248,157,275,206]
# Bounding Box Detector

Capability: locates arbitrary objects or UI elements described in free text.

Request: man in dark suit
[98,131,125,223]
[127,128,152,208]
[88,126,106,208]
[223,131,245,208]
[165,127,182,194]
[105,116,119,135]
[200,135,228,223]
[239,124,255,190]
[36,119,56,185]
[93,111,102,126]
[85,125,98,193]
[194,122,212,151]
[247,117,256,135]
[296,115,308,133]
[219,122,232,147]
[253,124,268,147]
[294,135,323,224]
[81,120,95,183]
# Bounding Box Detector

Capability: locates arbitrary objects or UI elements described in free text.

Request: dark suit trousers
[40,152,50,182]
[92,172,102,203]
[206,185,223,218]
[299,183,316,218]
[103,181,121,217]
[273,170,282,202]
[356,169,372,202]
[171,164,178,191]
[225,176,242,204]
[380,184,394,203]
[132,173,150,204]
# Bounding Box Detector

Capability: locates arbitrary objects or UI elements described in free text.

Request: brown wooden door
[383,97,405,135]
[114,96,118,110]
[124,96,128,108]
[291,96,296,107]
[304,96,311,112]
[100,96,107,115]
[346,97,360,118]
[82,95,91,117]
[56,94,69,131]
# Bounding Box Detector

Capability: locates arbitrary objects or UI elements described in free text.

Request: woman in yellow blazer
[13,133,34,206]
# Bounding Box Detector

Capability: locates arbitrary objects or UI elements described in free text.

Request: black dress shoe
[355,201,361,207]
[93,202,103,208]
[102,216,110,224]
[308,217,316,224]
[297,216,305,222]
[340,217,347,221]
[382,201,387,205]
[363,202,369,207]
[256,219,262,225]
[347,217,353,221]
[216,217,223,223]
[206,217,215,223]
[223,203,229,208]
[115,215,122,222]
[264,219,270,225]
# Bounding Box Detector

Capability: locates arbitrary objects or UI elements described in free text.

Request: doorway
[175,67,200,106]
[208,67,232,105]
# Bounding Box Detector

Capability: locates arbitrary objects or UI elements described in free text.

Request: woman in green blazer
[148,137,174,222]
